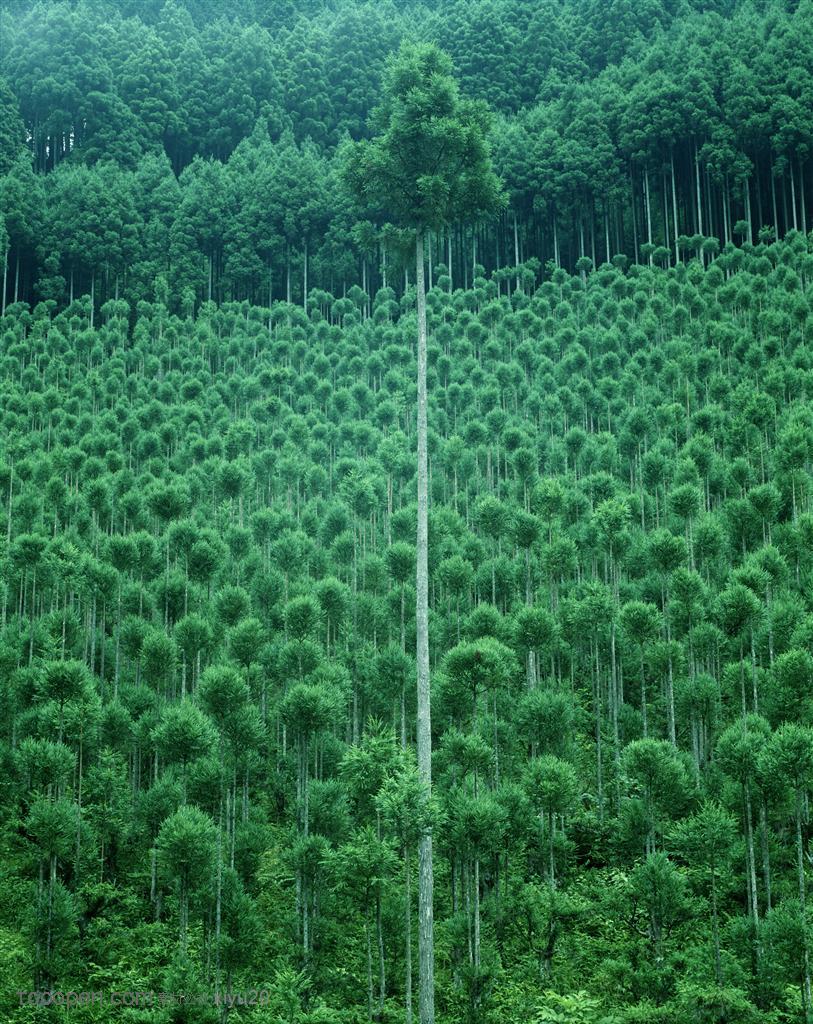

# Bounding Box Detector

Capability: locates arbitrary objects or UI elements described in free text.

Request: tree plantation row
[2,229,813,1021]
[1,0,812,315]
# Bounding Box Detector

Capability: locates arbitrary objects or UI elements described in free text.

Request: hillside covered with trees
[1,0,812,311]
[2,2,813,1024]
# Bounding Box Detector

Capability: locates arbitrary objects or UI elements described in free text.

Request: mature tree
[342,42,504,1024]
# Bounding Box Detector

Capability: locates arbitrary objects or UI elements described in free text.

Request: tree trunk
[215,797,223,1002]
[1,243,7,317]
[473,856,481,968]
[744,781,758,928]
[366,907,374,1021]
[644,166,653,255]
[695,142,704,238]
[303,238,308,310]
[377,888,386,1016]
[405,847,413,1024]
[710,863,721,987]
[640,650,648,738]
[415,228,435,1024]
[760,800,772,912]
[671,149,679,254]
[796,791,812,1021]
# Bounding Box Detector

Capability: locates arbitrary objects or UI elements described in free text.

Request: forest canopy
[0,0,811,312]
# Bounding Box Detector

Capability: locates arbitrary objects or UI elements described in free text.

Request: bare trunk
[415,229,435,1024]
[671,149,679,254]
[644,167,653,256]
[1,243,7,317]
[695,142,704,237]
[303,239,308,310]
[796,792,812,1021]
[405,848,413,1024]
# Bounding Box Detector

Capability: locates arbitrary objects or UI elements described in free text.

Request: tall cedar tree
[342,42,504,1024]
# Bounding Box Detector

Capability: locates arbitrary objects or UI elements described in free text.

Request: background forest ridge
[0,0,811,313]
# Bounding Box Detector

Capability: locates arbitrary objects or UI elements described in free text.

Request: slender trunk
[695,142,704,237]
[377,889,386,1015]
[215,797,223,1002]
[710,863,722,987]
[760,800,772,912]
[744,781,758,927]
[366,907,374,1021]
[644,166,653,254]
[303,238,308,310]
[671,149,679,254]
[415,229,435,1024]
[405,847,413,1024]
[796,791,812,1021]
[640,650,648,738]
[1,243,7,317]
[473,857,481,968]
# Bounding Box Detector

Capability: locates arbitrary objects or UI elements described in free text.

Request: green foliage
[1,3,813,1018]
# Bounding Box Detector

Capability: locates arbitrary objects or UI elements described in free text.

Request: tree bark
[415,228,435,1024]
[405,847,413,1024]
[695,142,703,237]
[1,243,7,317]
[643,166,653,257]
[796,790,812,1021]
[671,149,679,255]
[303,239,308,310]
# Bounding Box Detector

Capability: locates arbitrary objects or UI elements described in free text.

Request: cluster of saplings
[2,220,813,1022]
[2,0,812,315]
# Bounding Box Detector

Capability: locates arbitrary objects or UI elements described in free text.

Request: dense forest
[2,1,813,1023]
[1,0,812,312]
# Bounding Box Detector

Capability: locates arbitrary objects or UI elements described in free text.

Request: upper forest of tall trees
[1,0,812,313]
[2,2,813,1024]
